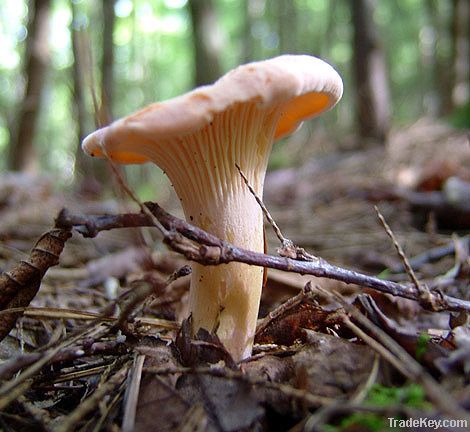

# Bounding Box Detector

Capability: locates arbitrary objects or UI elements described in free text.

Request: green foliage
[366,383,430,409]
[324,383,431,432]
[324,413,386,432]
[415,332,432,362]
[449,102,470,129]
[268,139,296,170]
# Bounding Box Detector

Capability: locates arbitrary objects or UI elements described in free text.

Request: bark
[100,0,117,124]
[189,0,223,86]
[9,0,51,172]
[351,0,390,145]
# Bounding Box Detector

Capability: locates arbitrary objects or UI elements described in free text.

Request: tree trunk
[423,0,456,116]
[100,0,117,124]
[241,0,255,62]
[189,0,223,86]
[276,0,297,54]
[351,0,390,145]
[71,3,87,152]
[9,0,51,172]
[450,0,469,109]
[71,1,114,193]
[71,2,94,184]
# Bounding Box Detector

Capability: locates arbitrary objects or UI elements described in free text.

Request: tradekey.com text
[388,417,468,429]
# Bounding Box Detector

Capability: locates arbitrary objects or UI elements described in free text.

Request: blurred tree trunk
[450,0,469,110]
[351,0,390,145]
[100,0,117,123]
[71,2,87,160]
[71,1,113,193]
[9,0,51,172]
[189,0,223,86]
[423,0,468,116]
[241,0,255,62]
[423,0,452,116]
[322,0,338,56]
[276,0,297,53]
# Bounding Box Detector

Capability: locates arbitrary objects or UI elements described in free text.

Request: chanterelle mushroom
[82,55,343,361]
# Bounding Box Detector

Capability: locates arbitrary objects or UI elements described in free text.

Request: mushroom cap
[82,55,343,164]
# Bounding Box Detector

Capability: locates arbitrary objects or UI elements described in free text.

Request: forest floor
[0,118,469,431]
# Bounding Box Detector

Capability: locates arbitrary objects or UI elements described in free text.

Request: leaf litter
[0,121,469,431]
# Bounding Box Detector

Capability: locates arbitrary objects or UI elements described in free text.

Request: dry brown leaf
[0,228,71,340]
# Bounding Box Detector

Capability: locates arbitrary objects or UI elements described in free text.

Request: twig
[235,163,315,261]
[0,306,178,330]
[46,364,116,385]
[235,164,289,245]
[374,206,421,290]
[56,204,470,313]
[374,206,437,310]
[122,354,146,432]
[392,237,468,272]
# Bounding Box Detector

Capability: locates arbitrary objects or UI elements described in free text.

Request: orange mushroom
[82,55,343,361]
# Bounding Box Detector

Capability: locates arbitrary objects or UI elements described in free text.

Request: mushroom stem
[187,189,265,361]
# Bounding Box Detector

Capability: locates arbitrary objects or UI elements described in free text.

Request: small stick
[235,163,288,246]
[235,163,315,261]
[374,205,436,310]
[122,354,146,432]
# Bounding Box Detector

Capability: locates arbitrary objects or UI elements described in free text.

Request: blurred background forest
[0,0,468,193]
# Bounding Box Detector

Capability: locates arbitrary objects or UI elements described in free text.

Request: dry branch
[56,203,470,313]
